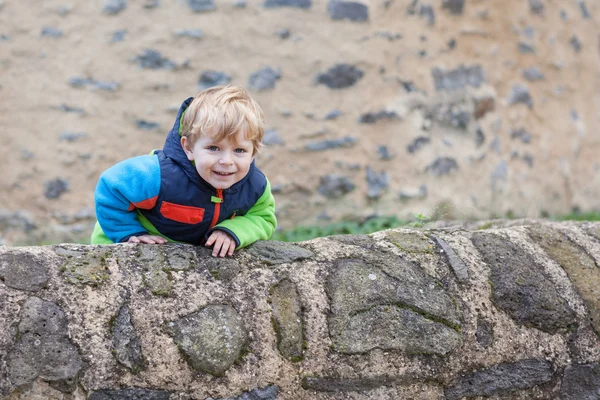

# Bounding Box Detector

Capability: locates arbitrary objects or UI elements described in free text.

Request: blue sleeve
[94,155,161,243]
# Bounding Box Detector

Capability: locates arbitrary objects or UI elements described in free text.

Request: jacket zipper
[209,189,223,229]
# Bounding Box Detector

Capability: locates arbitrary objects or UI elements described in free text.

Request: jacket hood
[162,97,255,194]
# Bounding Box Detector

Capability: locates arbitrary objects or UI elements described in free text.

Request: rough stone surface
[89,388,172,399]
[55,245,111,286]
[365,167,389,200]
[431,235,469,281]
[0,252,49,291]
[316,64,364,89]
[476,316,494,348]
[327,1,369,22]
[246,240,313,265]
[302,376,400,392]
[432,65,484,91]
[471,232,577,333]
[444,359,553,399]
[304,136,356,151]
[269,279,304,361]
[207,385,279,400]
[425,157,459,176]
[318,175,356,198]
[112,305,144,372]
[442,0,465,15]
[164,305,248,376]
[6,297,83,393]
[248,67,281,91]
[559,363,600,400]
[528,224,600,335]
[187,0,216,13]
[264,0,311,8]
[198,70,232,90]
[103,0,127,15]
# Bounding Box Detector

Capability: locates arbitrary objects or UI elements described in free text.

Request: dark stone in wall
[559,363,600,400]
[0,252,49,291]
[269,279,304,360]
[248,67,281,91]
[317,64,364,89]
[264,0,311,8]
[476,316,493,348]
[187,0,216,12]
[103,0,127,15]
[246,240,313,265]
[89,388,172,399]
[302,375,398,392]
[133,49,176,70]
[45,178,69,199]
[305,136,356,151]
[432,65,484,91]
[471,232,577,334]
[523,66,545,81]
[444,359,553,399]
[507,84,534,108]
[207,385,279,400]
[407,136,431,153]
[528,0,544,15]
[425,157,458,176]
[198,70,232,89]
[358,110,399,124]
[327,0,369,22]
[366,167,389,199]
[113,305,144,372]
[318,175,356,198]
[442,0,464,15]
[431,235,469,281]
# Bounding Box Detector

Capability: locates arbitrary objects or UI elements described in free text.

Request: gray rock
[246,240,313,266]
[475,127,485,146]
[198,70,232,90]
[144,0,160,9]
[7,298,83,392]
[233,0,247,7]
[420,4,435,26]
[523,66,545,81]
[432,65,484,91]
[570,35,582,52]
[0,210,36,233]
[276,28,290,39]
[518,42,536,54]
[103,0,127,14]
[365,167,389,199]
[263,129,284,146]
[507,84,533,108]
[578,0,590,19]
[133,49,177,70]
[41,27,63,37]
[445,359,553,399]
[327,1,369,22]
[327,257,461,355]
[511,128,532,143]
[44,178,69,199]
[324,109,342,120]
[136,120,160,130]
[56,104,85,115]
[407,136,430,153]
[207,385,279,400]
[196,247,241,280]
[164,305,248,376]
[318,175,356,198]
[187,0,216,12]
[304,136,356,151]
[89,388,172,400]
[528,0,544,15]
[476,316,493,348]
[425,157,458,176]
[69,77,120,91]
[559,363,600,400]
[316,64,364,89]
[358,110,399,124]
[377,145,394,160]
[264,0,311,8]
[0,252,49,291]
[302,376,401,392]
[174,29,203,39]
[110,30,127,43]
[55,245,111,286]
[431,235,469,282]
[248,67,281,91]
[112,305,144,372]
[270,280,304,361]
[442,0,464,15]
[471,232,577,333]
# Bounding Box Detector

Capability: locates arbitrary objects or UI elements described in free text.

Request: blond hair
[181,85,264,154]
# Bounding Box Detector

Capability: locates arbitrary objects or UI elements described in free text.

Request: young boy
[91,85,276,257]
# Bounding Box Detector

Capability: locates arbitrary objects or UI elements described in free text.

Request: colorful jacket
[91,97,276,247]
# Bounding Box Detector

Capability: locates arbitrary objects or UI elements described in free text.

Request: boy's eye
[234,148,247,153]
[207,146,219,151]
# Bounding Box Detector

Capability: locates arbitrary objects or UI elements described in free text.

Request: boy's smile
[181,130,254,190]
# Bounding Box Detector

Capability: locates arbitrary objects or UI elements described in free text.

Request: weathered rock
[199,70,231,90]
[55,246,111,286]
[518,42,536,54]
[406,136,430,153]
[143,267,172,296]
[523,66,545,81]
[187,0,215,12]
[44,178,69,199]
[316,64,364,89]
[471,232,577,334]
[7,298,83,393]
[318,175,356,198]
[304,136,356,151]
[358,110,399,124]
[133,49,177,70]
[174,29,203,39]
[570,35,582,52]
[264,0,311,8]
[89,388,172,399]
[207,385,280,400]
[528,225,600,335]
[269,279,304,361]
[444,359,553,399]
[511,128,532,143]
[528,0,544,14]
[200,250,242,281]
[425,157,459,176]
[365,167,389,200]
[112,305,144,372]
[164,244,197,270]
[327,257,461,355]
[327,1,369,22]
[507,83,533,108]
[69,77,120,91]
[559,363,600,400]
[476,316,493,348]
[103,0,127,15]
[442,0,464,15]
[328,234,375,248]
[263,129,284,146]
[579,0,591,19]
[431,235,469,281]
[385,231,433,254]
[432,65,484,91]
[248,67,281,91]
[302,375,399,392]
[246,240,313,266]
[164,305,248,376]
[40,27,63,38]
[0,252,49,291]
[136,120,160,130]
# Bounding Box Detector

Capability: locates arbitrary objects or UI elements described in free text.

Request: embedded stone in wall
[327,257,461,355]
[136,245,173,296]
[0,251,49,291]
[55,245,111,286]
[133,49,177,70]
[248,67,281,91]
[432,65,484,91]
[316,64,364,89]
[431,235,469,281]
[507,83,533,108]
[444,359,553,399]
[471,232,577,334]
[559,363,600,399]
[327,0,369,22]
[164,305,248,376]
[425,157,459,176]
[385,231,433,254]
[103,0,127,15]
[264,0,311,8]
[365,167,389,200]
[6,297,83,393]
[112,304,144,372]
[302,375,399,392]
[269,279,304,361]
[198,70,232,90]
[304,136,356,151]
[528,225,600,335]
[89,388,172,399]
[187,0,216,13]
[442,0,464,15]
[246,240,313,266]
[476,316,493,348]
[206,385,279,400]
[318,175,356,199]
[358,110,399,124]
[202,250,242,280]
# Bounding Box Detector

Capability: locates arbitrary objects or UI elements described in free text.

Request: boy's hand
[127,235,167,244]
[206,230,236,257]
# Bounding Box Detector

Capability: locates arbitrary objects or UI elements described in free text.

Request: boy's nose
[219,153,233,165]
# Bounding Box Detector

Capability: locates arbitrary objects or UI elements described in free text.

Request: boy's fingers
[228,242,235,256]
[212,237,224,257]
[219,239,230,257]
[128,236,140,243]
[205,234,216,246]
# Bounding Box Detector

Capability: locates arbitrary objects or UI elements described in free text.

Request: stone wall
[1,220,600,399]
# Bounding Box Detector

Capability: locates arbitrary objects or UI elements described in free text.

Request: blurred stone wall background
[1,0,599,245]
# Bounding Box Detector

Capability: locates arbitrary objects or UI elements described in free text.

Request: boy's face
[181,130,255,190]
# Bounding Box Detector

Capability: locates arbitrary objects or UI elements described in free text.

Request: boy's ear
[181,136,194,161]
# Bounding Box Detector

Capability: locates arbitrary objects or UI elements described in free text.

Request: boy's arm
[94,155,162,243]
[209,180,277,249]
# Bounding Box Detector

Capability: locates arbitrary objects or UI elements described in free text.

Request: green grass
[553,211,600,222]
